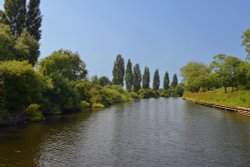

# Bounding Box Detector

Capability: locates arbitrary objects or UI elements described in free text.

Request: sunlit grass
[184,88,250,108]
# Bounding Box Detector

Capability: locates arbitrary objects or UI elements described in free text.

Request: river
[1,98,250,167]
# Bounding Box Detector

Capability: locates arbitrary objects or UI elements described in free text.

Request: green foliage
[171,74,178,88]
[133,64,141,92]
[139,88,159,99]
[81,100,90,109]
[125,59,133,91]
[15,29,40,66]
[112,54,125,86]
[1,0,26,38]
[153,69,160,90]
[181,62,212,92]
[26,104,45,121]
[39,49,87,80]
[26,0,42,41]
[168,84,184,97]
[242,28,250,60]
[142,66,150,89]
[129,92,140,99]
[211,55,242,92]
[74,80,92,103]
[92,103,105,108]
[163,71,169,90]
[43,74,81,114]
[0,23,15,61]
[98,76,111,87]
[0,61,44,112]
[0,24,39,65]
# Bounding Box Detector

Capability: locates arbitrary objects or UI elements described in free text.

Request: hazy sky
[1,0,250,82]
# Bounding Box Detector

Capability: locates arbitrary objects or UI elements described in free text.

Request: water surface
[1,98,250,167]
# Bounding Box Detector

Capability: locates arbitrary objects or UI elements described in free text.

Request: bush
[81,100,90,109]
[92,103,105,108]
[0,61,45,113]
[26,104,45,121]
[139,89,159,99]
[42,74,81,114]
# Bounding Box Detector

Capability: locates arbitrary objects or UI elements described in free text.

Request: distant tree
[39,49,88,80]
[14,29,39,65]
[26,0,42,41]
[1,0,27,38]
[153,69,160,90]
[112,54,125,86]
[125,59,133,91]
[163,71,169,90]
[171,74,178,88]
[133,64,141,92]
[99,76,111,87]
[142,66,150,89]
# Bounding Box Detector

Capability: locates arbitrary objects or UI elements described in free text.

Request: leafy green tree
[163,71,169,90]
[0,23,15,61]
[181,62,211,92]
[211,54,242,93]
[39,50,87,80]
[1,0,26,38]
[14,29,39,65]
[142,66,150,89]
[171,74,178,88]
[112,54,125,86]
[153,69,160,90]
[133,64,141,92]
[26,0,42,41]
[125,59,133,91]
[99,76,111,87]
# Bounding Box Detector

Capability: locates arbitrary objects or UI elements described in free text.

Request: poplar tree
[26,0,42,41]
[171,74,178,88]
[1,0,26,38]
[133,64,141,92]
[163,71,170,90]
[153,69,160,90]
[112,54,125,86]
[125,59,133,91]
[142,66,150,89]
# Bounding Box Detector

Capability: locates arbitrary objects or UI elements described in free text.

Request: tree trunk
[224,85,227,93]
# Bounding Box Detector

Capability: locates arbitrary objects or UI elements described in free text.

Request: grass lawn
[183,88,250,108]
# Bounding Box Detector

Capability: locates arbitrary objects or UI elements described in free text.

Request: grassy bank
[183,88,250,108]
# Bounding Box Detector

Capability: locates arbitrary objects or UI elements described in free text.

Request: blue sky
[1,0,250,84]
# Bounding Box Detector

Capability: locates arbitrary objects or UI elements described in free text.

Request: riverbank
[183,88,250,117]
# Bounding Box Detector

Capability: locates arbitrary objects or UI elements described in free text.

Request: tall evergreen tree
[2,0,26,38]
[153,69,160,90]
[125,59,133,91]
[171,74,178,88]
[133,64,141,92]
[163,71,170,90]
[142,66,150,89]
[26,0,42,41]
[112,54,125,86]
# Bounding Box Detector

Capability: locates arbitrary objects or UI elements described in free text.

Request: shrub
[92,103,105,108]
[26,104,45,121]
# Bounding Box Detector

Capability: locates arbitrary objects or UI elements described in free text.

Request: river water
[1,98,250,167]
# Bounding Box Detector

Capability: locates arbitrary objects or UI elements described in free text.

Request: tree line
[181,29,250,93]
[112,54,183,98]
